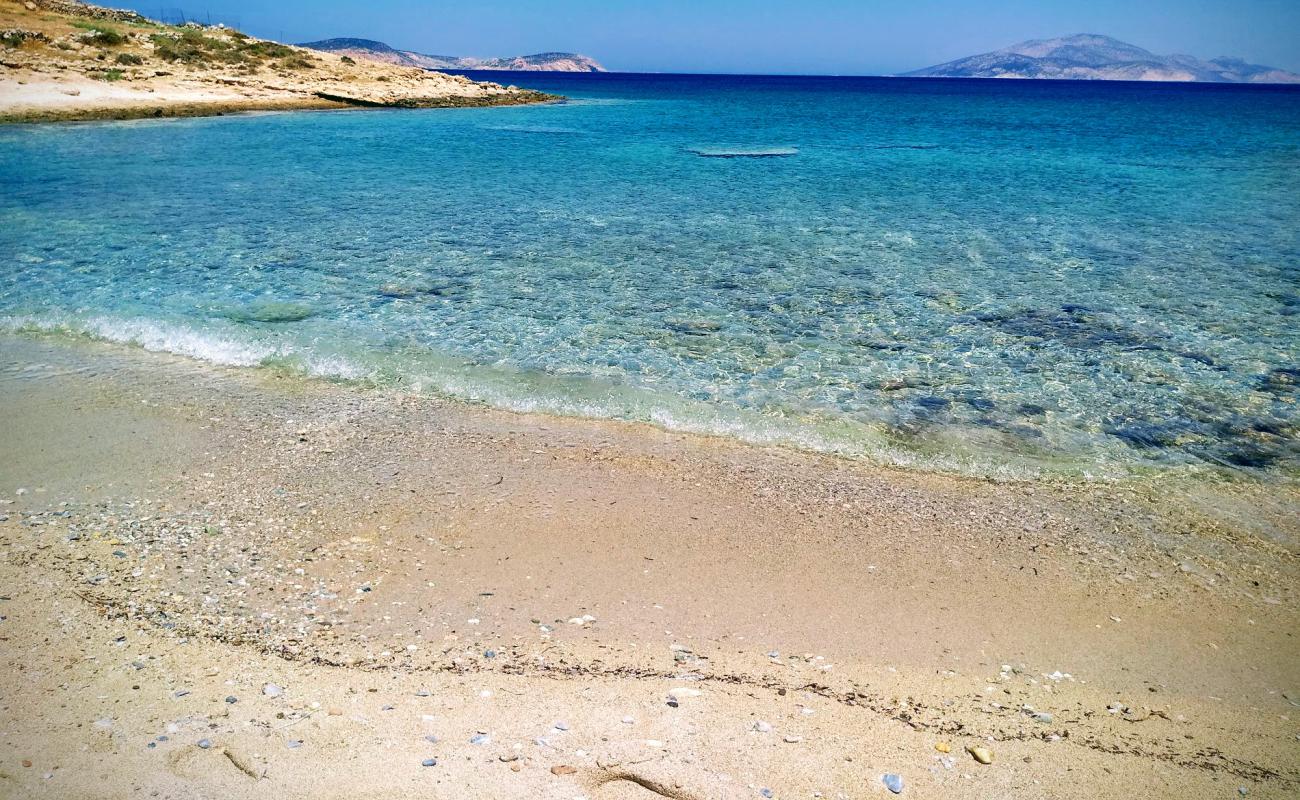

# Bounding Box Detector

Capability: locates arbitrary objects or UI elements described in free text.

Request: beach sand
[0,333,1297,798]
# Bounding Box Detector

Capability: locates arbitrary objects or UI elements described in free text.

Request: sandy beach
[1,333,1296,798]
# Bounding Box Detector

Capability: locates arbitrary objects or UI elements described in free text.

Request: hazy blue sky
[118,0,1300,74]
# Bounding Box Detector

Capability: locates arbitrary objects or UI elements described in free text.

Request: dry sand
[1,333,1297,799]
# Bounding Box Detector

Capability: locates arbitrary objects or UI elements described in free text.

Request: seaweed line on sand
[66,580,1296,788]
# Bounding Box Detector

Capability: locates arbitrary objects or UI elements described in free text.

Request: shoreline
[1,332,1297,798]
[5,319,1296,487]
[0,2,561,126]
[0,90,561,125]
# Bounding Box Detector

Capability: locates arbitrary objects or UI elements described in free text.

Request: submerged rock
[377,283,423,299]
[667,319,723,336]
[1258,366,1299,394]
[225,301,315,323]
[975,304,1156,350]
[688,146,798,158]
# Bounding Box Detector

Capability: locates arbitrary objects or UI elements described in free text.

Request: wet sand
[1,333,1297,798]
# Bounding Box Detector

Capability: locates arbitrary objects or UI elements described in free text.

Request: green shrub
[150,35,194,62]
[2,29,50,48]
[242,40,296,59]
[98,69,124,81]
[83,27,128,47]
[340,55,355,65]
[115,52,143,65]
[149,28,314,68]
[277,54,316,70]
[150,32,212,63]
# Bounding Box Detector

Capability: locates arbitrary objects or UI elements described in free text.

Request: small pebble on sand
[967,745,994,764]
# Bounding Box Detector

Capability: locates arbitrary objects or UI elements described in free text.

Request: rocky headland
[0,0,557,123]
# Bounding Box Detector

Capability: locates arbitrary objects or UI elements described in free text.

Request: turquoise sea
[2,74,1298,478]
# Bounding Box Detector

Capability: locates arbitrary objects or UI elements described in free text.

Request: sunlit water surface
[2,74,1298,478]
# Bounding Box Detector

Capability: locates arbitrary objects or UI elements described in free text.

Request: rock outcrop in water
[903,34,1300,83]
[299,38,605,73]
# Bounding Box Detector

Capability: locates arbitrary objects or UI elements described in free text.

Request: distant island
[904,34,1300,83]
[299,38,606,73]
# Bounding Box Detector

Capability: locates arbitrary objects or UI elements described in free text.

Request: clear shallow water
[2,74,1299,478]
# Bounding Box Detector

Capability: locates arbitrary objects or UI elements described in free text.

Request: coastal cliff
[299,38,606,73]
[0,0,557,123]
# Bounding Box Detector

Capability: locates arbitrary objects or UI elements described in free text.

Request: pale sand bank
[0,334,1297,798]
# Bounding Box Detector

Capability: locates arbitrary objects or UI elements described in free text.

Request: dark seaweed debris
[975,304,1219,367]
[1103,411,1297,470]
[976,304,1156,350]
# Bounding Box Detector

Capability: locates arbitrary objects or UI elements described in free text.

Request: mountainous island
[299,38,605,72]
[904,34,1300,83]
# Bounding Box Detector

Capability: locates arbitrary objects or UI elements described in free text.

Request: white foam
[0,313,366,380]
[85,316,275,366]
[0,314,1069,481]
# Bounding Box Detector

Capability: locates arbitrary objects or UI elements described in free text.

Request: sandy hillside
[0,0,555,122]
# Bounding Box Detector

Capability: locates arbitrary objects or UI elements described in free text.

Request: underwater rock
[378,283,423,299]
[1104,420,1193,449]
[667,319,723,335]
[1258,367,1299,394]
[976,304,1157,350]
[915,396,951,410]
[224,301,315,323]
[852,338,907,352]
[1210,445,1277,469]
[687,146,799,158]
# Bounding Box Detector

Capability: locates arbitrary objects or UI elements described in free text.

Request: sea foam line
[1,312,1082,481]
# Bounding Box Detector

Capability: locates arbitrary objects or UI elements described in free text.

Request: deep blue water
[2,73,1299,478]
